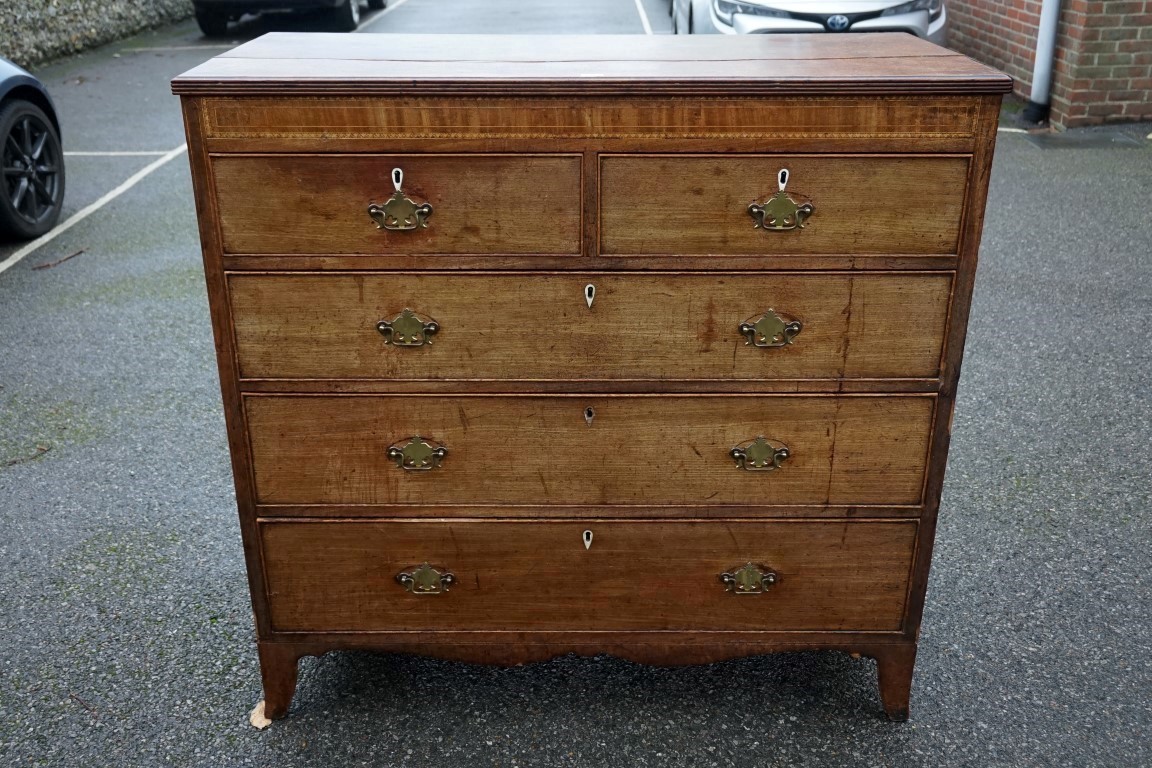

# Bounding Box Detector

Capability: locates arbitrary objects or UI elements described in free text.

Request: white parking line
[120,44,238,52]
[358,0,415,31]
[64,151,171,157]
[633,0,654,34]
[0,144,187,276]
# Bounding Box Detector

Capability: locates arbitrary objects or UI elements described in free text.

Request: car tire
[0,99,65,241]
[672,0,690,34]
[194,5,230,37]
[368,0,386,9]
[689,0,714,32]
[331,0,361,31]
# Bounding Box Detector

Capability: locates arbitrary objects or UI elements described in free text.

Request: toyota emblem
[827,14,850,31]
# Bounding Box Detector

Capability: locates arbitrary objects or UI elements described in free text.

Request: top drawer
[600,155,969,256]
[212,154,582,255]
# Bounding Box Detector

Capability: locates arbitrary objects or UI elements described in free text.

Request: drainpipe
[1023,0,1063,123]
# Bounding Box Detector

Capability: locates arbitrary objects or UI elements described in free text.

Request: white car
[672,0,947,44]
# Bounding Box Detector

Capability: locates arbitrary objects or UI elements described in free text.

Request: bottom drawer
[261,520,916,633]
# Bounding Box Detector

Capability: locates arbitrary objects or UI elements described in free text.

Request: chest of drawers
[173,33,1009,722]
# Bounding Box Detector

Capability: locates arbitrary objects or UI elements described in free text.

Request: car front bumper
[712,5,947,44]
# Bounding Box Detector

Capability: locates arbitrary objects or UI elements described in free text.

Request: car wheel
[672,0,691,34]
[368,0,386,9]
[0,100,65,241]
[194,5,230,37]
[689,0,713,32]
[332,0,361,31]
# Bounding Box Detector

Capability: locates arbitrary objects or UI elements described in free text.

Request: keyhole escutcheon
[583,530,593,550]
[585,283,596,308]
[584,406,595,425]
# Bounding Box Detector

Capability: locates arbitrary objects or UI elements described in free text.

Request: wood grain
[171,33,1013,97]
[255,503,922,520]
[257,641,300,720]
[175,32,1008,719]
[252,635,914,663]
[245,394,934,506]
[212,154,581,255]
[220,253,961,273]
[228,271,952,382]
[260,519,917,632]
[903,95,1005,645]
[180,97,275,639]
[199,96,979,143]
[601,155,968,256]
[875,642,918,721]
[235,379,941,396]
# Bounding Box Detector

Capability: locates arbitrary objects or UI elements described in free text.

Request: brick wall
[948,0,1152,129]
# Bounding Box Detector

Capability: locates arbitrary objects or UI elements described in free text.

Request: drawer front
[230,272,952,381]
[600,155,968,255]
[213,154,582,255]
[246,395,933,506]
[261,520,916,632]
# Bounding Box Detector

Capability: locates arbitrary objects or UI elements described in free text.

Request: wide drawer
[245,394,934,506]
[212,154,582,255]
[229,272,952,381]
[600,155,968,255]
[261,520,916,632]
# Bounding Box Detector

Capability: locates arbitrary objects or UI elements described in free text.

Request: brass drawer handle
[720,563,779,595]
[730,437,790,471]
[396,563,456,595]
[739,309,802,348]
[387,436,447,471]
[368,167,433,231]
[747,168,814,231]
[377,308,439,347]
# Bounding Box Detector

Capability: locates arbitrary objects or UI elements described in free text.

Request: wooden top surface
[171,33,1011,96]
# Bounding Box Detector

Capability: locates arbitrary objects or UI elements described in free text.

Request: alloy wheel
[2,105,63,233]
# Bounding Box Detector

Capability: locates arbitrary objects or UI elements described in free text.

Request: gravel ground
[1,6,1150,767]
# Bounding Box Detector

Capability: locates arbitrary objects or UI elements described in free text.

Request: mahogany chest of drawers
[173,33,1009,721]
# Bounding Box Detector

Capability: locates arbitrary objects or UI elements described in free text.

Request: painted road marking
[358,0,415,31]
[0,144,187,276]
[120,44,237,52]
[633,0,654,34]
[65,151,172,157]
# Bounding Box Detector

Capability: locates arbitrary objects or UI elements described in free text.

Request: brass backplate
[377,308,439,347]
[731,436,790,472]
[748,191,815,231]
[387,436,447,471]
[396,563,456,595]
[368,191,433,231]
[720,563,779,595]
[739,309,802,348]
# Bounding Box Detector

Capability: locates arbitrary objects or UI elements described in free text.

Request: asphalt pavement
[1,3,1150,766]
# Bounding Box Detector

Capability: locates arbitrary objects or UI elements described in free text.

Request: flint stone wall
[1,0,194,70]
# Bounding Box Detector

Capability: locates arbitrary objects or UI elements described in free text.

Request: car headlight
[880,0,944,20]
[714,0,789,25]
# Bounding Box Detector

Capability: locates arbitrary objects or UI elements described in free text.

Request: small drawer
[261,519,916,632]
[245,394,934,507]
[212,154,582,255]
[229,271,952,382]
[600,155,968,256]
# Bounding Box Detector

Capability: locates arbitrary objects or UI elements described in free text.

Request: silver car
[672,0,946,44]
